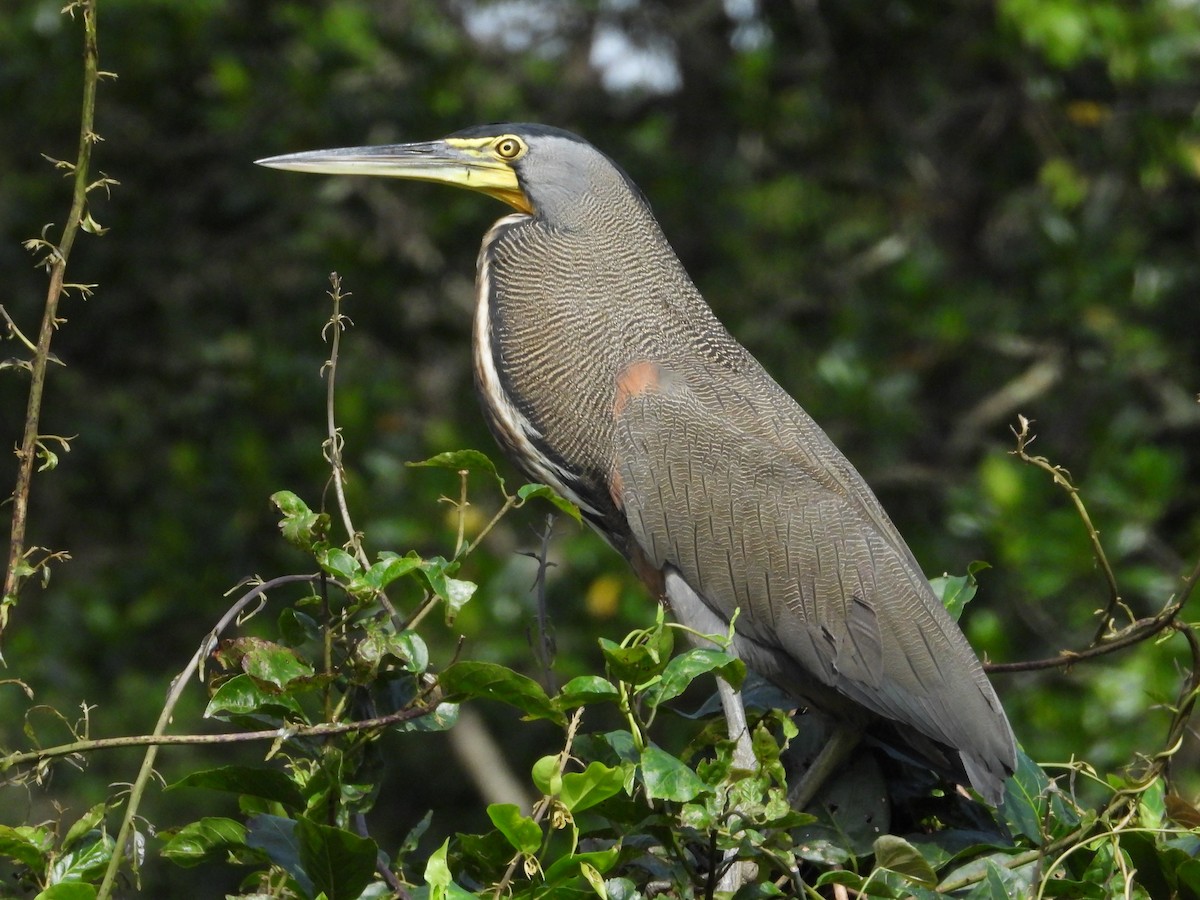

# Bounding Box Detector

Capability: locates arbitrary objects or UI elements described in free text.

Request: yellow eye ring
[493,136,525,161]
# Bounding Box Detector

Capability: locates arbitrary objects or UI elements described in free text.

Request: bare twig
[3,0,109,635]
[986,524,1200,675]
[520,514,558,691]
[2,699,437,773]
[321,273,362,560]
[319,273,400,623]
[1009,415,1124,640]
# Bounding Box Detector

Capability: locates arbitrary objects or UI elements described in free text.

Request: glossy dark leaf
[245,815,312,898]
[438,661,564,725]
[296,817,378,900]
[642,648,745,708]
[160,817,248,867]
[203,673,306,720]
[555,675,620,710]
[169,765,305,809]
[873,834,937,887]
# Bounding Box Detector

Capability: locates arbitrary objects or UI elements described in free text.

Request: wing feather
[610,359,1015,799]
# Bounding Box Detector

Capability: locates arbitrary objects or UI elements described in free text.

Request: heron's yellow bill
[255,139,532,214]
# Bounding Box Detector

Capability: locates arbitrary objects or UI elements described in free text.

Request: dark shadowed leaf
[296,817,378,900]
[246,815,312,897]
[0,825,51,869]
[873,834,937,887]
[169,765,305,809]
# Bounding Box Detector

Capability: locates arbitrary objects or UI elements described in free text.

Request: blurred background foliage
[1,0,1198,892]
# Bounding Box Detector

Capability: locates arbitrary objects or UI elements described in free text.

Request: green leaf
[160,817,248,867]
[356,553,422,592]
[47,836,112,886]
[642,648,745,708]
[442,577,477,622]
[0,825,52,870]
[542,844,622,883]
[486,803,542,855]
[531,755,563,797]
[559,762,626,813]
[408,449,504,489]
[418,557,477,624]
[555,675,620,710]
[392,701,460,733]
[318,546,360,580]
[296,818,378,900]
[438,661,565,725]
[169,765,305,809]
[61,804,105,853]
[1138,775,1165,830]
[203,673,306,720]
[423,837,476,899]
[242,642,314,688]
[599,634,673,686]
[873,835,937,887]
[929,575,973,622]
[640,745,707,803]
[356,629,428,673]
[1003,749,1053,841]
[271,491,329,549]
[34,885,97,900]
[517,483,582,524]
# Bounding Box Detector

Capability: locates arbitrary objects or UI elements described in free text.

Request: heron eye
[494,137,524,160]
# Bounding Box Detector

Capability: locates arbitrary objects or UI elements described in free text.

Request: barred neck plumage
[471,212,608,527]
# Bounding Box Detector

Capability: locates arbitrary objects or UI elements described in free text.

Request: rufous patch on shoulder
[607,463,625,511]
[613,360,664,420]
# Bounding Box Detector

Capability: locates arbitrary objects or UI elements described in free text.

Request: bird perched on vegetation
[258,124,1016,806]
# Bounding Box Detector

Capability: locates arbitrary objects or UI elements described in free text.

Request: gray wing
[610,359,1015,800]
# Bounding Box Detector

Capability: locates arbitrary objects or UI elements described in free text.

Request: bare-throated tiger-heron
[258,124,1017,806]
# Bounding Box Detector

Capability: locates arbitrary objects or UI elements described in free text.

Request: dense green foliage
[1,0,1198,896]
